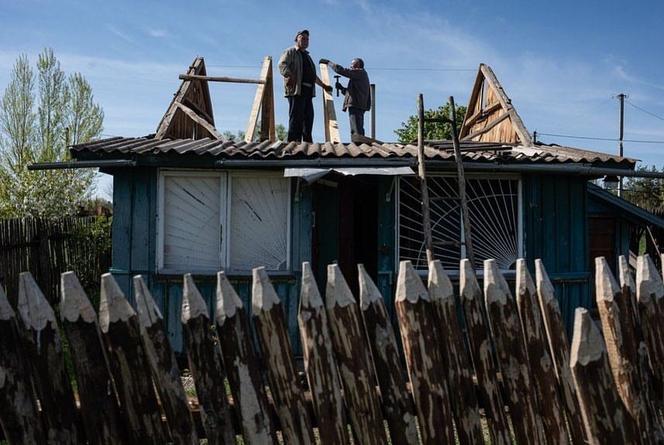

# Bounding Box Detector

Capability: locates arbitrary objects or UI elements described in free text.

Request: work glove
[324,84,333,93]
[319,58,330,64]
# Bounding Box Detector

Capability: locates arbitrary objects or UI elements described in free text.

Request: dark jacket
[278,46,318,97]
[329,62,371,112]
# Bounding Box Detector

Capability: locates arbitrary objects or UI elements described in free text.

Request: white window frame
[156,169,291,275]
[396,172,523,273]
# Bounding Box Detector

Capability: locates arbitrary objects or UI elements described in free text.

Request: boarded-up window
[398,175,522,271]
[228,175,290,272]
[158,171,290,274]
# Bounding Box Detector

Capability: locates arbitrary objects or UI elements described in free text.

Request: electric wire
[625,99,664,122]
[537,132,664,144]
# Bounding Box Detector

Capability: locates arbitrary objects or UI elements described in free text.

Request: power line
[538,132,664,144]
[625,99,664,122]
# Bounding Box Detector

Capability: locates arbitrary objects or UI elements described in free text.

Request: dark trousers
[287,94,314,142]
[349,107,366,136]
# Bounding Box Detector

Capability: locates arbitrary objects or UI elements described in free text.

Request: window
[398,175,522,271]
[157,171,290,274]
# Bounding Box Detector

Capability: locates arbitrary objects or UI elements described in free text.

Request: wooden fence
[0,216,111,306]
[1,254,664,444]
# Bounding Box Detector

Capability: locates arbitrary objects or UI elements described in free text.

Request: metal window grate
[398,175,521,271]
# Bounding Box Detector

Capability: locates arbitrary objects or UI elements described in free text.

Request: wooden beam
[463,101,502,129]
[180,74,265,84]
[245,57,272,143]
[182,96,214,125]
[461,112,510,141]
[175,102,223,140]
[319,63,340,143]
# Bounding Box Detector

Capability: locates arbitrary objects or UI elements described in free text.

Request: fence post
[636,254,664,407]
[215,271,275,444]
[570,307,640,444]
[60,272,126,445]
[515,259,569,444]
[535,259,587,444]
[0,285,45,444]
[427,260,483,444]
[326,264,388,444]
[181,274,236,445]
[134,275,199,445]
[395,261,455,444]
[252,267,315,444]
[99,273,168,444]
[459,260,511,445]
[17,271,80,444]
[298,262,349,445]
[358,264,418,445]
[484,260,544,444]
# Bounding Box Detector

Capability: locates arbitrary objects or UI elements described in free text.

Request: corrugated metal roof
[588,183,664,228]
[70,135,635,167]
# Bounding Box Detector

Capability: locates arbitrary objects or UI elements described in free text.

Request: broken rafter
[175,102,224,140]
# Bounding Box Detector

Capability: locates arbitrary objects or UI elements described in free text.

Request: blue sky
[2,0,664,196]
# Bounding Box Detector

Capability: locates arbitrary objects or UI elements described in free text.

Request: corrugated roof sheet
[70,135,636,167]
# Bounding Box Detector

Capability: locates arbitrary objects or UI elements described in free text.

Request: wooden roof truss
[460,64,532,146]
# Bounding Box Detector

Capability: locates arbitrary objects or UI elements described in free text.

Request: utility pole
[617,93,627,197]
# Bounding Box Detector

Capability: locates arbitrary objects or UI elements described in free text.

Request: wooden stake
[61,272,125,445]
[214,271,275,444]
[0,284,45,444]
[636,254,664,406]
[181,274,235,445]
[459,259,511,445]
[416,94,434,264]
[326,264,387,444]
[297,262,349,445]
[134,275,199,445]
[515,259,569,444]
[99,273,168,444]
[252,267,315,444]
[17,271,80,445]
[396,260,455,444]
[427,260,483,444]
[570,307,640,444]
[358,264,418,445]
[535,259,587,444]
[484,259,544,444]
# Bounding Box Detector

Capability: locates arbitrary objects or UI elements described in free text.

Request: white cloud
[146,28,168,38]
[106,24,134,44]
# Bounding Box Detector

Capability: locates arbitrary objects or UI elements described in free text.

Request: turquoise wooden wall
[522,174,590,331]
[111,170,590,351]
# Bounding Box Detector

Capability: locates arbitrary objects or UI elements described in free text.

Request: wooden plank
[175,102,223,140]
[17,271,80,445]
[636,254,664,407]
[427,260,483,444]
[461,111,510,141]
[396,260,455,444]
[252,267,315,444]
[459,260,511,445]
[515,260,569,444]
[463,101,502,129]
[416,94,434,264]
[263,62,276,141]
[181,274,235,445]
[358,264,418,445]
[215,271,275,444]
[535,259,587,444]
[570,308,640,444]
[483,259,544,444]
[298,262,349,445]
[618,256,664,442]
[179,74,265,84]
[245,56,271,143]
[596,257,660,444]
[326,264,387,444]
[99,273,168,444]
[134,275,199,445]
[0,285,45,444]
[319,63,341,143]
[60,272,126,445]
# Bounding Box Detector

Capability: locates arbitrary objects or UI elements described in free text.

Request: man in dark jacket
[320,58,371,138]
[278,30,333,142]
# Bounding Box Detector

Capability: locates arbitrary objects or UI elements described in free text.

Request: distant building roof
[588,183,664,229]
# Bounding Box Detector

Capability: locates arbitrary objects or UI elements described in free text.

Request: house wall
[522,174,590,331]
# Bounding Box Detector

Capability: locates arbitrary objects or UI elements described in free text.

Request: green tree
[394,103,467,143]
[223,123,287,142]
[623,165,664,212]
[0,49,103,218]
